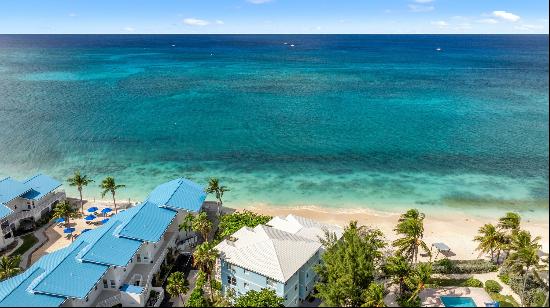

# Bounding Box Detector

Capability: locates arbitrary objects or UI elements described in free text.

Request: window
[226,276,237,286]
[266,278,277,289]
[243,269,249,275]
[244,282,249,290]
[110,280,116,289]
[136,254,141,262]
[294,284,298,291]
[103,279,108,288]
[85,296,88,302]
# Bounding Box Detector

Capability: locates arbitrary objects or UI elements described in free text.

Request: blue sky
[0,0,548,34]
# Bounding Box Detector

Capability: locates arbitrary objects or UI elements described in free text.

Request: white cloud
[215,20,224,25]
[414,0,434,3]
[478,18,498,24]
[68,13,77,17]
[431,20,449,28]
[183,18,210,26]
[247,0,273,4]
[123,26,135,32]
[492,11,520,22]
[408,4,434,13]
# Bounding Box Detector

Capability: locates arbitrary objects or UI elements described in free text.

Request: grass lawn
[489,292,519,307]
[11,234,38,256]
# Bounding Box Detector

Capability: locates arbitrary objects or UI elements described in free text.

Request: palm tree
[67,171,94,214]
[192,212,212,242]
[506,230,542,307]
[179,213,195,234]
[392,209,430,263]
[474,224,505,263]
[408,263,432,303]
[99,177,125,214]
[498,212,522,262]
[166,271,189,303]
[193,242,218,303]
[362,282,386,307]
[384,255,412,295]
[52,200,79,226]
[498,212,521,231]
[205,178,230,215]
[0,255,21,280]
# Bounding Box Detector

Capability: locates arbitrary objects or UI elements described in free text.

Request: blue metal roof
[117,201,177,242]
[0,177,31,205]
[0,268,65,307]
[79,221,142,266]
[147,178,206,212]
[32,242,109,298]
[0,178,205,307]
[21,174,62,200]
[0,204,12,220]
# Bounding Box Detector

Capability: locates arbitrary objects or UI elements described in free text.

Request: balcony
[1,191,65,234]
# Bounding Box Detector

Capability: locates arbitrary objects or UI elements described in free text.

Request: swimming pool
[441,296,477,307]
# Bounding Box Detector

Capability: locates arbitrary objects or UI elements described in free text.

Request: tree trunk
[521,267,529,307]
[208,276,214,303]
[112,192,117,214]
[79,188,84,214]
[496,250,502,265]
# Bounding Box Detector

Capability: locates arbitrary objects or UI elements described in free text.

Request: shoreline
[79,196,550,257]
[235,204,550,258]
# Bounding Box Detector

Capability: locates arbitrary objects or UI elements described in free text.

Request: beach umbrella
[101,218,110,224]
[81,229,92,233]
[101,208,112,214]
[87,206,99,213]
[84,214,97,221]
[63,227,75,234]
[55,217,65,223]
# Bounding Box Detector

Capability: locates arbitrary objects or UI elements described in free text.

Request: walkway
[19,221,52,269]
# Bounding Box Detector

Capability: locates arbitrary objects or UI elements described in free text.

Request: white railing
[95,294,122,307]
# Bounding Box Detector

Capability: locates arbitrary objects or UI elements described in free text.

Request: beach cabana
[84,214,96,223]
[101,218,109,225]
[55,217,65,224]
[432,242,452,259]
[87,206,99,213]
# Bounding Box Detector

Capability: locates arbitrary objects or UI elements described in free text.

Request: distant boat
[436,47,442,51]
[284,42,288,45]
[290,44,295,47]
[171,44,176,47]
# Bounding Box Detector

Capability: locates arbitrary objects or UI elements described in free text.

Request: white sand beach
[239,204,550,261]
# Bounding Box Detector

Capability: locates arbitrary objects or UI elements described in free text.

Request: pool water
[441,296,477,307]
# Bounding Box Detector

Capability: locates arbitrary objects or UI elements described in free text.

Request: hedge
[431,259,498,274]
[485,280,502,293]
[463,278,484,288]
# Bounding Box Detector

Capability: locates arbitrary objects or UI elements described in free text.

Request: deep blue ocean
[0,35,548,217]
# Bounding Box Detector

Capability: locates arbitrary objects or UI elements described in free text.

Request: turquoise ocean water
[0,35,548,218]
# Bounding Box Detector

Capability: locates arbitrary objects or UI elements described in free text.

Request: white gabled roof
[215,225,321,283]
[267,214,343,243]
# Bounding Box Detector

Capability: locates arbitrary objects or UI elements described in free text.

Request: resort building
[215,214,342,307]
[0,174,65,251]
[0,178,206,307]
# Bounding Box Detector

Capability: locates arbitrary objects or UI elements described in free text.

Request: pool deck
[420,287,493,307]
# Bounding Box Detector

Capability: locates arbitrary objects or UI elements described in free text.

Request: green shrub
[525,289,548,307]
[499,274,510,284]
[186,287,208,307]
[431,259,497,274]
[397,293,421,307]
[488,292,520,307]
[463,278,484,288]
[485,280,502,293]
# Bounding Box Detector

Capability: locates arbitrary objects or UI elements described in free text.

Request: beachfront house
[0,178,206,307]
[215,214,342,307]
[0,174,65,251]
